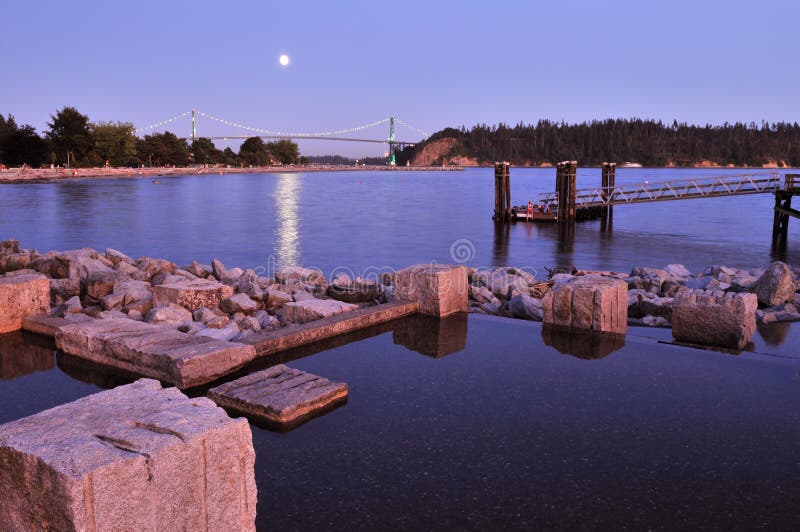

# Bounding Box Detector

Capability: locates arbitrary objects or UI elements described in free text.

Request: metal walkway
[539,172,783,208]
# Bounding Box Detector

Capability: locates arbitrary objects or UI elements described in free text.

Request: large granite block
[54,318,256,388]
[395,264,468,317]
[152,278,234,311]
[0,274,50,334]
[542,274,627,334]
[672,290,757,349]
[208,364,348,425]
[0,379,256,531]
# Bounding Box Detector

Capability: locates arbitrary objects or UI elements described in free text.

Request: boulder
[137,258,176,279]
[57,248,115,280]
[664,264,692,278]
[220,293,258,314]
[104,247,135,266]
[395,264,469,317]
[60,296,83,315]
[754,261,795,307]
[253,310,280,330]
[145,304,193,329]
[757,303,800,324]
[508,294,544,321]
[206,315,230,329]
[196,323,241,341]
[100,292,125,311]
[115,279,153,305]
[0,239,21,255]
[469,284,500,306]
[275,266,326,286]
[187,261,210,278]
[265,289,293,310]
[0,379,256,531]
[236,316,262,332]
[82,271,120,302]
[326,281,383,303]
[0,252,32,274]
[641,315,670,327]
[672,290,757,349]
[50,278,81,304]
[152,278,234,311]
[0,274,50,334]
[115,260,140,277]
[542,274,627,334]
[627,289,674,321]
[283,299,359,324]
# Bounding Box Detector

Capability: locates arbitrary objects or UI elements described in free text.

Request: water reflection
[393,313,468,358]
[0,332,54,380]
[274,173,301,269]
[541,324,625,359]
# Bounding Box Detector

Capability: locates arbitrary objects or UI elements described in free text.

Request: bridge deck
[538,172,783,209]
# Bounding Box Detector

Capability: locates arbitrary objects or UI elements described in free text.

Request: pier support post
[601,162,616,228]
[556,161,577,242]
[493,162,511,222]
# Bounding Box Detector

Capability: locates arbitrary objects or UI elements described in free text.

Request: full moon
[279,54,290,66]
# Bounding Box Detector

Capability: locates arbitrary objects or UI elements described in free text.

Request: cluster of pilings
[772,173,799,253]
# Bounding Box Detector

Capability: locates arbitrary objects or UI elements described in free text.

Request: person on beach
[526,200,534,221]
[542,201,550,214]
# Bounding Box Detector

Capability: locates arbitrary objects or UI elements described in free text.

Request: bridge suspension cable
[394,117,429,138]
[196,111,393,138]
[134,111,192,134]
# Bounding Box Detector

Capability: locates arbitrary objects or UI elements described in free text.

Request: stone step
[208,364,348,426]
[0,379,256,531]
[54,318,256,388]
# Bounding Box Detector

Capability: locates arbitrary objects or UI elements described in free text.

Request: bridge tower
[191,109,197,141]
[389,116,396,166]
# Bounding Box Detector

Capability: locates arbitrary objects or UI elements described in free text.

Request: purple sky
[2,0,798,157]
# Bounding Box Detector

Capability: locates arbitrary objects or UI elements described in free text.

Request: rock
[275,266,326,285]
[630,266,670,293]
[253,310,279,330]
[60,296,83,315]
[672,290,757,349]
[187,261,210,278]
[236,316,262,332]
[123,296,154,316]
[81,271,119,303]
[97,310,129,320]
[472,269,528,301]
[660,280,682,297]
[332,273,352,286]
[195,323,241,341]
[642,315,670,327]
[126,309,143,321]
[104,247,134,266]
[211,258,228,280]
[2,268,39,278]
[731,274,758,292]
[627,289,674,321]
[137,258,176,279]
[283,299,359,324]
[664,264,692,278]
[754,261,795,307]
[469,284,500,306]
[479,302,500,314]
[236,270,264,300]
[115,260,140,277]
[292,290,315,302]
[152,278,234,312]
[100,292,125,311]
[50,277,81,304]
[0,252,32,274]
[206,315,230,329]
[0,239,21,255]
[208,364,348,426]
[57,248,115,280]
[193,307,216,323]
[55,319,256,387]
[265,289,293,310]
[758,303,800,324]
[0,379,256,531]
[327,281,383,303]
[145,303,193,329]
[542,274,627,334]
[172,268,199,281]
[508,294,544,321]
[114,279,152,305]
[220,293,257,314]
[550,273,575,285]
[0,274,50,334]
[395,264,469,317]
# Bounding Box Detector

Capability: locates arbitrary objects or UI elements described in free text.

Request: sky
[2,0,799,157]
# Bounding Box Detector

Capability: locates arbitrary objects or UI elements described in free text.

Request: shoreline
[0,164,463,184]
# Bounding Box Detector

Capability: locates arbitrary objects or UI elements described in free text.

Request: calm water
[0,168,797,278]
[1,317,799,530]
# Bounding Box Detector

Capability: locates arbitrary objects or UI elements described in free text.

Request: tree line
[396,119,800,167]
[0,106,302,168]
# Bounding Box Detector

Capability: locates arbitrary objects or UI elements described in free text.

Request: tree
[46,106,93,166]
[239,137,269,166]
[91,121,137,166]
[222,147,238,166]
[0,115,49,167]
[266,139,299,165]
[135,132,190,166]
[191,138,224,165]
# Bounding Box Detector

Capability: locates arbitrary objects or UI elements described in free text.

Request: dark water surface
[1,317,799,530]
[0,168,797,277]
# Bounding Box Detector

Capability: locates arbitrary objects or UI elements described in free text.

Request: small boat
[511,204,557,222]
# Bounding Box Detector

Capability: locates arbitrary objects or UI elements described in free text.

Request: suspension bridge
[135,110,428,165]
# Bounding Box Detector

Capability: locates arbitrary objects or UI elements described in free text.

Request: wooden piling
[493,162,511,222]
[771,174,799,253]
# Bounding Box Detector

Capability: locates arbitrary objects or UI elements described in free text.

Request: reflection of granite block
[393,313,468,358]
[0,379,257,531]
[0,274,50,334]
[542,324,625,359]
[542,275,627,334]
[395,265,468,317]
[0,332,54,380]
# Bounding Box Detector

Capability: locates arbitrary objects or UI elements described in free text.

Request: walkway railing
[539,172,782,208]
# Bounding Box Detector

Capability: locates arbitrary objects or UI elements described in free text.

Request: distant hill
[396,119,800,167]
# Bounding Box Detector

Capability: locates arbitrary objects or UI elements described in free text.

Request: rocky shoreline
[1,239,798,348]
[0,164,462,183]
